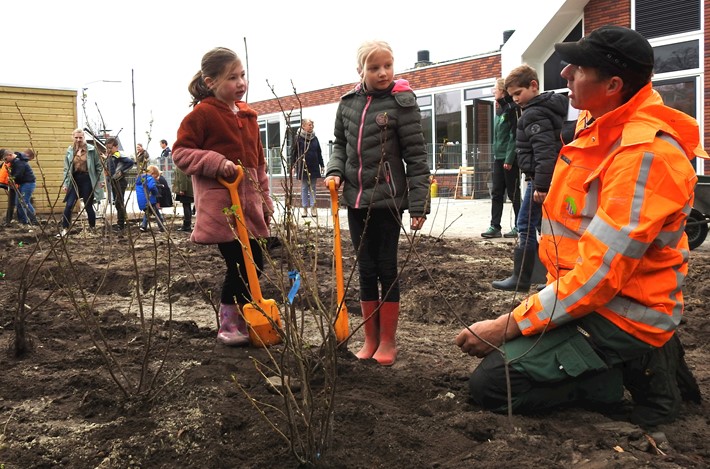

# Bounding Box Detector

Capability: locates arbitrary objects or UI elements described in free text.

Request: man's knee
[468,352,512,410]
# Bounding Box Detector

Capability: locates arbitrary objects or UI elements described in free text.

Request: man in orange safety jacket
[455,25,704,428]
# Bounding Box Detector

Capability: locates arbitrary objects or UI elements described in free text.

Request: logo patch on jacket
[376,113,389,127]
[529,123,541,134]
[564,196,577,215]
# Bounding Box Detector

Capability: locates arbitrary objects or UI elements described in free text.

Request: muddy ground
[0,215,708,468]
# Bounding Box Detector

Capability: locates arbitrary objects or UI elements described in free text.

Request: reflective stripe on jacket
[512,84,708,347]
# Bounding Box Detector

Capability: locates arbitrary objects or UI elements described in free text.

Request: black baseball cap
[554,25,654,79]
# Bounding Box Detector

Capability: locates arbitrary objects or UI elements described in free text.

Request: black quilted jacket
[515,91,569,192]
[326,80,430,217]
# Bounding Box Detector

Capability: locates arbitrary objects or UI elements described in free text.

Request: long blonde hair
[356,40,394,81]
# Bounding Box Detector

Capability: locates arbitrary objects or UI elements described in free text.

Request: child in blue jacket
[136,165,165,232]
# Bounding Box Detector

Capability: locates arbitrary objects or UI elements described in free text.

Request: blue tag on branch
[287,270,301,304]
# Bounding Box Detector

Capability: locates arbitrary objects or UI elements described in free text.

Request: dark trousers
[517,180,542,253]
[347,207,401,302]
[218,239,264,305]
[489,159,521,229]
[5,187,16,223]
[469,313,668,417]
[62,172,96,229]
[182,201,192,227]
[111,177,128,227]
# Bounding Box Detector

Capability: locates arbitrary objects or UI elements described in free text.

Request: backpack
[0,162,9,190]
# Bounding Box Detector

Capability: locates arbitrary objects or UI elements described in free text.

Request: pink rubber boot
[372,302,399,366]
[355,301,380,360]
[217,303,250,346]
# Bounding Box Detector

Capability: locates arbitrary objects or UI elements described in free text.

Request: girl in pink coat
[172,47,274,346]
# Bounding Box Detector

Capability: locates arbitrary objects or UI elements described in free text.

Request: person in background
[172,165,194,232]
[324,40,430,366]
[136,165,165,232]
[456,25,704,428]
[135,143,150,172]
[172,47,274,346]
[2,149,37,226]
[0,152,15,226]
[160,139,171,159]
[154,166,173,212]
[491,64,568,291]
[290,118,324,217]
[58,129,105,237]
[481,78,521,239]
[104,137,134,231]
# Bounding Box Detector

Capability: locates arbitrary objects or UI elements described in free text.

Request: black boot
[530,254,548,285]
[622,334,698,428]
[492,248,528,291]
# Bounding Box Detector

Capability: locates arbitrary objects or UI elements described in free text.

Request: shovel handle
[327,179,349,341]
[217,167,264,302]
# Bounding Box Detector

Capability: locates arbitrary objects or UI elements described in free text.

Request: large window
[265,120,282,175]
[434,90,462,170]
[654,78,696,119]
[544,21,583,91]
[653,40,699,74]
[420,109,433,167]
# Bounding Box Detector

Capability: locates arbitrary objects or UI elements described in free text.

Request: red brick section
[250,55,501,115]
[585,0,630,31]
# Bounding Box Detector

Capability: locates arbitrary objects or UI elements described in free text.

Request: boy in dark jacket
[492,64,568,291]
[1,149,37,225]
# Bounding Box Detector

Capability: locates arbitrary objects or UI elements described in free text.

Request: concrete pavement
[290,196,516,240]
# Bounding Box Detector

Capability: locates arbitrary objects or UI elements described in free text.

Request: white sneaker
[56,229,68,238]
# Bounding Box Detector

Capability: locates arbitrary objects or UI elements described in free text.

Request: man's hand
[533,190,547,204]
[454,313,522,358]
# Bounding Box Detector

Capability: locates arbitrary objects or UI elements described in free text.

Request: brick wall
[250,54,501,116]
[585,0,631,31]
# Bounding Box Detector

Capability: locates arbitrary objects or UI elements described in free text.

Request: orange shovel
[328,180,349,343]
[218,168,282,347]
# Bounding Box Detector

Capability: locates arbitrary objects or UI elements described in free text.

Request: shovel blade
[244,300,282,347]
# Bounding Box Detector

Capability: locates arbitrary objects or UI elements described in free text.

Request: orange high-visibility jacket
[0,161,10,189]
[512,84,708,347]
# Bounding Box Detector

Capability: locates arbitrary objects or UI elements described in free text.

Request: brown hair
[188,47,241,107]
[504,64,538,90]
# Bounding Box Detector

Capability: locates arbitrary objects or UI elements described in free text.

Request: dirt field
[0,216,708,468]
